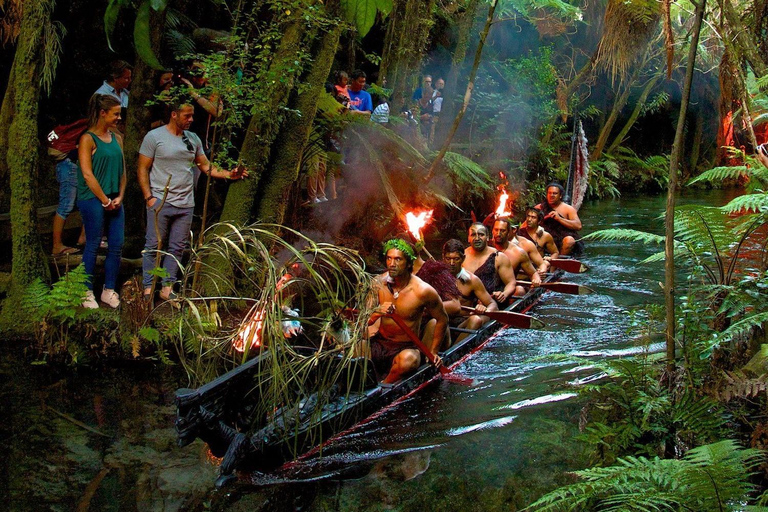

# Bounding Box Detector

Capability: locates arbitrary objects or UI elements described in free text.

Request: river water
[0,190,730,511]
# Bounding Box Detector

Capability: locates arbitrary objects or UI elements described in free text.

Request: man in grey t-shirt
[137,101,247,301]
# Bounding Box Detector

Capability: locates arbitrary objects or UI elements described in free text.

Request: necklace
[388,276,411,300]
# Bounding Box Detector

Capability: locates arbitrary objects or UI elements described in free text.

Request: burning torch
[404,209,435,260]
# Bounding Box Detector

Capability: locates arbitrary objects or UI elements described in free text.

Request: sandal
[159,291,179,301]
[52,246,81,257]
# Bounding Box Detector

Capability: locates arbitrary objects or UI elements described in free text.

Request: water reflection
[1,190,733,511]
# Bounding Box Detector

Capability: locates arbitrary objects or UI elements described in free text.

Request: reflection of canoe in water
[175,268,564,487]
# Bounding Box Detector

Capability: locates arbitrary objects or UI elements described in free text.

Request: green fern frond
[639,250,666,264]
[347,121,427,166]
[441,152,494,196]
[22,278,51,321]
[689,166,749,185]
[714,311,768,347]
[583,228,665,245]
[526,441,762,511]
[720,193,768,214]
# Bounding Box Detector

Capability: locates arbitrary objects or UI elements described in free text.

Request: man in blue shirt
[94,60,132,108]
[348,70,372,115]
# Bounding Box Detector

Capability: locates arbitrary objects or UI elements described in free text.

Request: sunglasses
[181,134,194,152]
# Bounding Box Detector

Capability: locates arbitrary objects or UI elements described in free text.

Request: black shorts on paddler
[369,334,422,380]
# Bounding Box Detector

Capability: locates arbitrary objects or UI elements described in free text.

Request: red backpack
[46,118,89,161]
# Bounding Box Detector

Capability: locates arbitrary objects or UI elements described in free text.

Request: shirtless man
[370,239,449,384]
[491,218,543,286]
[536,182,582,255]
[462,223,520,305]
[442,239,498,336]
[520,207,559,260]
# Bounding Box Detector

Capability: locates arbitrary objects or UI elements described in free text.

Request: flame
[495,186,512,217]
[205,448,223,466]
[234,307,266,352]
[404,210,433,240]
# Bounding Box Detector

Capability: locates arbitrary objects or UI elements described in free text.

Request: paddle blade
[441,370,477,386]
[541,281,594,295]
[549,258,589,273]
[481,309,544,329]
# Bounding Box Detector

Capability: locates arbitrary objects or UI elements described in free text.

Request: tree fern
[583,228,666,245]
[689,165,751,185]
[712,312,768,348]
[526,441,764,511]
[720,193,768,215]
[441,151,494,197]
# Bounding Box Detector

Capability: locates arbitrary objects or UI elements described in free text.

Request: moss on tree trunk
[123,6,166,255]
[0,64,16,212]
[4,0,53,313]
[380,0,437,111]
[218,9,314,227]
[254,23,342,225]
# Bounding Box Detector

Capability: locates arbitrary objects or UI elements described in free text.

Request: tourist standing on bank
[138,101,247,302]
[77,94,126,309]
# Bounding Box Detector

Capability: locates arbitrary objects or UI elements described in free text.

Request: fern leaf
[583,228,665,245]
[441,152,494,195]
[688,166,750,185]
[720,193,768,215]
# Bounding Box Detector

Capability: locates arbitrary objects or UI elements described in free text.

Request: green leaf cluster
[527,440,765,511]
[340,0,392,37]
[22,265,121,365]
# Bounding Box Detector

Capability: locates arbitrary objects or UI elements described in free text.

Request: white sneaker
[82,290,99,309]
[101,288,120,308]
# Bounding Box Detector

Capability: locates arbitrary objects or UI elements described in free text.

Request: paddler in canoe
[441,239,499,340]
[462,222,522,305]
[491,217,545,284]
[535,182,583,256]
[519,207,560,261]
[368,239,449,384]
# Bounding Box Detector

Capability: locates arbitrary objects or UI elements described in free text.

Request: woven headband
[382,239,417,261]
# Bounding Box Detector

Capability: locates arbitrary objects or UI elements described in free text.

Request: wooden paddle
[517,280,594,295]
[460,306,545,329]
[383,311,475,385]
[549,258,589,273]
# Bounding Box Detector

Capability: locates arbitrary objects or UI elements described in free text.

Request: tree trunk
[606,74,661,155]
[424,0,498,184]
[380,0,437,112]
[123,7,166,255]
[218,9,312,227]
[254,23,342,226]
[592,68,639,160]
[3,0,54,327]
[438,0,480,144]
[0,64,16,211]
[687,107,705,178]
[720,0,768,77]
[665,0,706,377]
[541,50,599,145]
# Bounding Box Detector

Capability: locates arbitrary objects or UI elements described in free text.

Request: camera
[401,110,418,126]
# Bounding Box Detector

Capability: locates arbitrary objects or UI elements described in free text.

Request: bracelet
[145,196,152,202]
[102,198,112,208]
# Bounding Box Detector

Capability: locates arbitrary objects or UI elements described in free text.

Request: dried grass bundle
[596,0,660,81]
